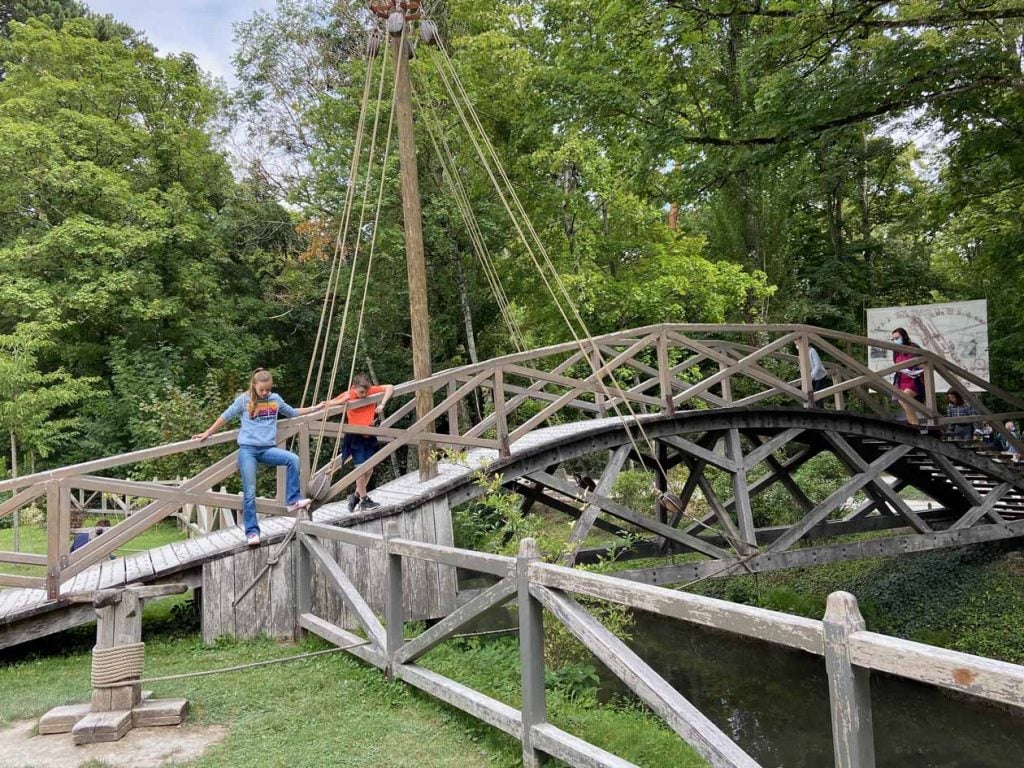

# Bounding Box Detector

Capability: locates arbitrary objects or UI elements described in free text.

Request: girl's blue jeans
[238,445,302,536]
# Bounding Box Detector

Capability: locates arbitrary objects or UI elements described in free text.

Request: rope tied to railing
[91,642,145,688]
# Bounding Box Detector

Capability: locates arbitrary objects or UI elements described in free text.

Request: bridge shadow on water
[602,610,1024,768]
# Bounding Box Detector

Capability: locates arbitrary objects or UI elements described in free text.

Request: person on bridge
[193,368,324,546]
[808,345,829,408]
[327,372,394,512]
[890,327,926,427]
[70,518,110,553]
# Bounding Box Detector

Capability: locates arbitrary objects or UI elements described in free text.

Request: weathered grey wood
[767,444,914,554]
[396,577,516,665]
[518,538,547,768]
[617,519,1024,585]
[529,471,731,560]
[741,428,804,471]
[849,631,1024,709]
[532,584,761,768]
[296,519,384,548]
[659,435,737,473]
[298,612,386,669]
[951,482,1011,530]
[824,592,876,768]
[232,548,258,638]
[532,561,822,654]
[253,544,272,638]
[62,452,240,579]
[432,498,458,614]
[132,697,188,728]
[72,710,133,745]
[530,723,640,768]
[385,536,404,667]
[201,560,220,644]
[394,663,522,738]
[693,475,745,551]
[301,534,386,650]
[385,538,516,577]
[826,434,932,534]
[564,445,631,566]
[270,537,296,641]
[91,591,142,713]
[725,430,756,551]
[38,702,92,734]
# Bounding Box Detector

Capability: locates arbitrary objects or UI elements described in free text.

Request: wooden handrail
[295,527,1024,768]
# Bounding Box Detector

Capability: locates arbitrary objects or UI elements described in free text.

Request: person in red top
[890,327,925,427]
[328,372,394,511]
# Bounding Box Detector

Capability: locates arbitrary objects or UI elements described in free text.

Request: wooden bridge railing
[2,324,1022,598]
[294,523,1024,768]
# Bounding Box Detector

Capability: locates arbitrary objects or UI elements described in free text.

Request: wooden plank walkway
[0,418,622,648]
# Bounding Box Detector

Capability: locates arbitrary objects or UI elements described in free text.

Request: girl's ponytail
[247,368,273,418]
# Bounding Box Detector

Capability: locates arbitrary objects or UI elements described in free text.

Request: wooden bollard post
[38,584,190,744]
[824,591,876,768]
[91,589,143,714]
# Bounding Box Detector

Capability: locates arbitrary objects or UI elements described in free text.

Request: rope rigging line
[413,90,528,352]
[421,41,668,452]
[300,40,379,417]
[416,24,749,554]
[315,24,404,479]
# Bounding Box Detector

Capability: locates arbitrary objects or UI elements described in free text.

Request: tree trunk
[453,246,479,365]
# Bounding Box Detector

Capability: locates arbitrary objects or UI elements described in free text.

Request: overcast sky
[84,1,278,84]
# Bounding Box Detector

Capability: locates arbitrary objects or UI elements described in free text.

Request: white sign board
[866,300,989,391]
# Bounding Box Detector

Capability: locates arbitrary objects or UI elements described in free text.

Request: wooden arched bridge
[1,323,1023,650]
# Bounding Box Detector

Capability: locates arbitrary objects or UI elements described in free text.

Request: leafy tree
[0,19,323,463]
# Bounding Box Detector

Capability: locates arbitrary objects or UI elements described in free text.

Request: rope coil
[91,642,145,688]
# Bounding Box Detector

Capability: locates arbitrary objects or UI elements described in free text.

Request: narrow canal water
[598,611,1024,768]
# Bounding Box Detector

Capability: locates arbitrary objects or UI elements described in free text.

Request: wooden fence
[2,324,1022,599]
[295,523,1024,768]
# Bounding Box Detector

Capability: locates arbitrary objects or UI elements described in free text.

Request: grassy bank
[0,596,707,768]
[687,541,1024,664]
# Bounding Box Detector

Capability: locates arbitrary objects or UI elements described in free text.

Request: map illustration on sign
[865,300,989,391]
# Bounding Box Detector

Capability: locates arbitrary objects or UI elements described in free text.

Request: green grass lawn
[0,518,187,580]
[0,596,709,768]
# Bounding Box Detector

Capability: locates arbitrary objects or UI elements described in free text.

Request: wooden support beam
[615,518,1024,586]
[766,443,914,554]
[527,471,730,559]
[300,534,386,650]
[563,446,630,566]
[824,434,932,534]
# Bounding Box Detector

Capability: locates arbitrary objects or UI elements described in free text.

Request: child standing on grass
[193,368,323,546]
[328,372,394,512]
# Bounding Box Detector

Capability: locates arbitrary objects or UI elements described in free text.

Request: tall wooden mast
[373,2,436,478]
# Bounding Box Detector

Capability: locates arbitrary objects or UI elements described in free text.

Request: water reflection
[597,611,1024,768]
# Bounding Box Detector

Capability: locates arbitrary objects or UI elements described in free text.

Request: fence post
[923,361,937,426]
[824,591,876,768]
[517,537,546,767]
[657,330,675,416]
[295,516,312,641]
[45,481,61,600]
[298,423,311,489]
[385,530,404,679]
[796,333,814,408]
[494,367,511,457]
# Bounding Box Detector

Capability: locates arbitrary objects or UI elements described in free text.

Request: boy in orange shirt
[328,372,394,511]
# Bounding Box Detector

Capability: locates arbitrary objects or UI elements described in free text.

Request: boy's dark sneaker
[358,496,381,511]
[347,493,359,513]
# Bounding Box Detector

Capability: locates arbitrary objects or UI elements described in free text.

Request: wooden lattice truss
[483,410,1024,584]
